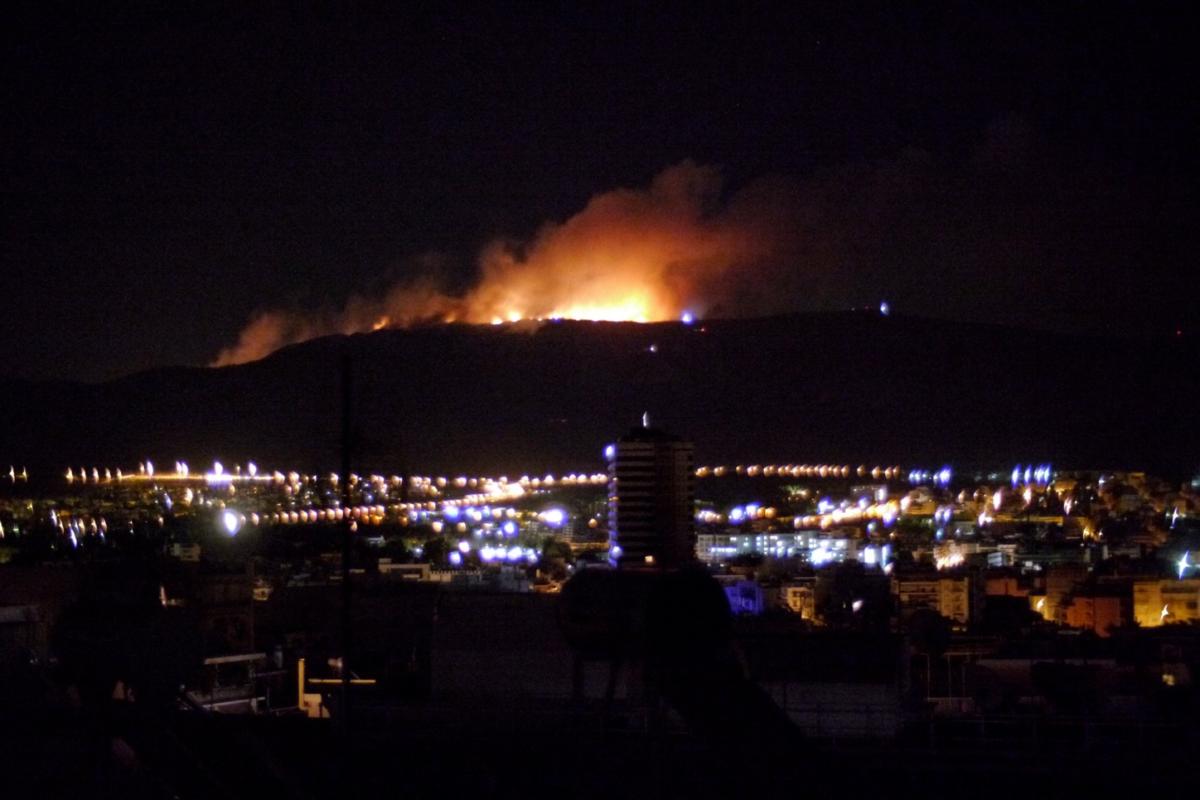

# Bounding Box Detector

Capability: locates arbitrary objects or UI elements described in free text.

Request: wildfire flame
[212,161,788,366]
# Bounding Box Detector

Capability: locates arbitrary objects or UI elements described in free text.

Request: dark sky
[3,2,1196,381]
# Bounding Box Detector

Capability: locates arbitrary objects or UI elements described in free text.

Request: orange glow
[212,161,790,366]
[475,295,659,326]
[547,295,656,324]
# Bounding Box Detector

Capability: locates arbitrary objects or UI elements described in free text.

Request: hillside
[1,313,1195,478]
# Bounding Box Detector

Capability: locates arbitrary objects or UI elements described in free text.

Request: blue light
[502,520,517,537]
[604,444,616,462]
[449,551,463,567]
[811,546,834,566]
[221,510,242,536]
[540,508,567,528]
[729,506,745,523]
[879,301,890,316]
[444,505,460,520]
[681,311,696,325]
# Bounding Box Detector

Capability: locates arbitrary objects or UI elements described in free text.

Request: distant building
[782,580,817,621]
[607,424,694,568]
[0,567,81,665]
[1116,490,1143,514]
[694,530,853,565]
[377,560,433,581]
[1133,578,1200,627]
[0,605,41,667]
[1063,591,1128,636]
[892,572,973,627]
[719,577,765,615]
[196,570,256,655]
[984,570,1029,598]
[1043,564,1089,623]
[169,542,202,562]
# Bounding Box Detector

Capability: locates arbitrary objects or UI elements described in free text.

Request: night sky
[3,2,1195,381]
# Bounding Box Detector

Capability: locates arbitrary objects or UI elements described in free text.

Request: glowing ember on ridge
[212,161,792,366]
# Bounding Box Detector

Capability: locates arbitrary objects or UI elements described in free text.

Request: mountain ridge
[2,312,1195,479]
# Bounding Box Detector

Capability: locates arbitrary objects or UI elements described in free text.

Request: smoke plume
[211,161,794,366]
[213,120,1175,367]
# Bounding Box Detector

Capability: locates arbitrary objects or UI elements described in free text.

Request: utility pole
[340,351,353,737]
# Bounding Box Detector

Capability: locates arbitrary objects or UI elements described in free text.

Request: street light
[221,509,242,536]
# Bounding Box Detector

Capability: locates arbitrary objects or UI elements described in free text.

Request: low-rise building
[1063,591,1129,636]
[892,572,973,627]
[782,580,817,621]
[1133,578,1200,627]
[719,577,765,616]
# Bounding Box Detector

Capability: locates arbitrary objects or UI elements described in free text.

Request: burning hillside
[213,161,798,366]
